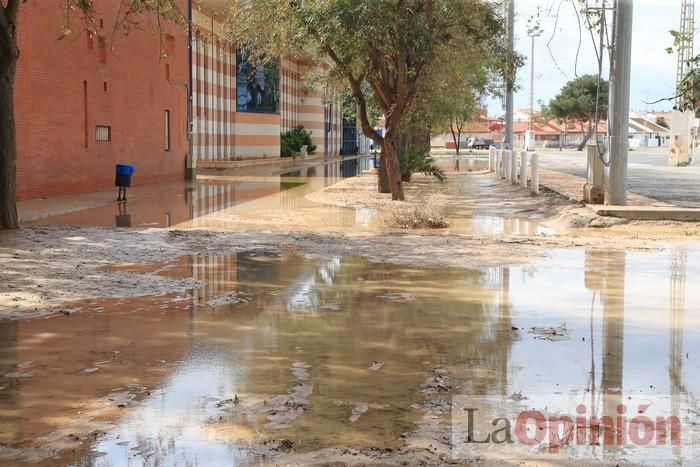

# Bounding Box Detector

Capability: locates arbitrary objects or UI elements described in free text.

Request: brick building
[189,5,342,170]
[14,0,341,201]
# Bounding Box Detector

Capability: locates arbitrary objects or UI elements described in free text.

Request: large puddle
[26,156,553,236]
[26,157,375,229]
[0,248,698,464]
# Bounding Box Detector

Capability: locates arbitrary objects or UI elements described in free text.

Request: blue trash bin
[115,164,135,187]
[115,164,135,201]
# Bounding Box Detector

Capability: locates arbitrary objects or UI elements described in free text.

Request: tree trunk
[0,52,19,229]
[378,145,390,193]
[576,122,594,151]
[450,126,459,155]
[383,130,405,201]
[560,121,568,151]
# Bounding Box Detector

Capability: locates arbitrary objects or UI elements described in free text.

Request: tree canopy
[226,0,507,200]
[547,74,608,124]
[545,74,608,150]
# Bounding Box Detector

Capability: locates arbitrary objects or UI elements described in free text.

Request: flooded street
[1,247,698,464]
[4,158,700,465]
[24,158,375,229]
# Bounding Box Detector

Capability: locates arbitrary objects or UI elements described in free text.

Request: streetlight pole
[526,14,543,151]
[505,0,515,151]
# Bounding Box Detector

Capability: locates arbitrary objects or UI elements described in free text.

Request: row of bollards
[488,147,539,194]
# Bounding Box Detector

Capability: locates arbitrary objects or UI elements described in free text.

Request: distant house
[628,115,671,148]
[431,113,673,151]
[431,116,501,149]
[512,121,562,149]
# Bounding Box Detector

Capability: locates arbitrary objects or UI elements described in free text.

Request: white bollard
[530,152,539,194]
[510,150,518,184]
[503,150,511,180]
[519,150,528,189]
[489,146,496,172]
[495,150,502,177]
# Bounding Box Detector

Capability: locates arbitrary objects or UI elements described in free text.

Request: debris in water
[219,361,313,431]
[274,439,295,452]
[349,404,369,423]
[4,371,32,379]
[82,368,99,374]
[368,361,384,371]
[377,292,415,302]
[207,292,252,306]
[421,368,450,394]
[529,323,570,341]
[320,302,341,311]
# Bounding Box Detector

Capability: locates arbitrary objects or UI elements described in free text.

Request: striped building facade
[191,5,342,168]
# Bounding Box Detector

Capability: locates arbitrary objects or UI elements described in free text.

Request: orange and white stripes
[192,9,236,163]
[191,2,342,164]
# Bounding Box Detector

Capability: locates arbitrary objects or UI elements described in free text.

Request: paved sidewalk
[538,149,700,208]
[538,169,672,207]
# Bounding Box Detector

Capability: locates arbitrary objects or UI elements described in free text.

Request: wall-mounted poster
[236,49,280,114]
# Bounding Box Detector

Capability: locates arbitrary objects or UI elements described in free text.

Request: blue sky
[486,0,688,116]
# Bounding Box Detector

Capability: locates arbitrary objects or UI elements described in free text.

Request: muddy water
[28,156,552,236]
[28,157,374,229]
[0,248,699,464]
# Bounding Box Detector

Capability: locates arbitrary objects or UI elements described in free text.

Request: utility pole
[526,14,543,151]
[669,0,695,167]
[606,0,633,205]
[504,0,515,150]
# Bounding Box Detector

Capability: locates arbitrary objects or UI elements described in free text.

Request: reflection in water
[29,157,372,228]
[115,201,131,228]
[0,248,698,464]
[585,250,626,458]
[669,249,687,459]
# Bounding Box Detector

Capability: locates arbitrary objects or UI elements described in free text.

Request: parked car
[467,137,494,150]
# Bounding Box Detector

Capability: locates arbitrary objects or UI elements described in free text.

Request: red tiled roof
[546,119,608,134]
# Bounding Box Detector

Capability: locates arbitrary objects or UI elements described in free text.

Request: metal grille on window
[95,125,111,142]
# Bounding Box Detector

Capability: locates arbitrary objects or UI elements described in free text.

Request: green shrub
[280,126,317,157]
[398,146,446,182]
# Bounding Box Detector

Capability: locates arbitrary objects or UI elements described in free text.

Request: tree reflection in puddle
[0,247,698,465]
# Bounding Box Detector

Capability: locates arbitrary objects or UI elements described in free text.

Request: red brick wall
[14,1,189,200]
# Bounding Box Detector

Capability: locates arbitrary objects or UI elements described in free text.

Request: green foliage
[547,74,609,123]
[280,126,317,158]
[398,147,445,183]
[225,0,508,169]
[64,0,186,38]
[664,30,700,110]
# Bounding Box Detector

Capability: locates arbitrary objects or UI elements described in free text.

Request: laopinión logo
[452,395,698,463]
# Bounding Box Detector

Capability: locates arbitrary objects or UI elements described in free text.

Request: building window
[95,125,111,142]
[164,110,171,151]
[236,48,280,114]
